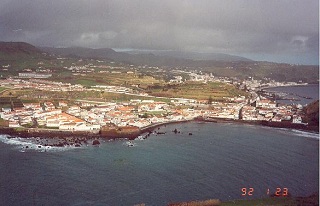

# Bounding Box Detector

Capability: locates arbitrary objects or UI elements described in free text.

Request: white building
[292,115,303,124]
[19,73,52,78]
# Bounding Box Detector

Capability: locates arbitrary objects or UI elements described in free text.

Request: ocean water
[265,84,319,105]
[0,122,318,205]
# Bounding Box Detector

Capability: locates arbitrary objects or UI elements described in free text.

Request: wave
[0,135,80,152]
[265,127,319,140]
[290,129,319,140]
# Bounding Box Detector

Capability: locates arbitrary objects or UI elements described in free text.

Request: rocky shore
[140,120,190,134]
[0,117,318,149]
[0,127,101,148]
[0,120,192,148]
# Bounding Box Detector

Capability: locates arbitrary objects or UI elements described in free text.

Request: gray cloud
[0,0,318,64]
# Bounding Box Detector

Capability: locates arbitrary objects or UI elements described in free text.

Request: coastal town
[0,66,311,141]
[1,2,319,205]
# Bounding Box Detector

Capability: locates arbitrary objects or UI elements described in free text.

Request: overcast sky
[0,0,318,64]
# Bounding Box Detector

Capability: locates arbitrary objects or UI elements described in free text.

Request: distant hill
[0,42,53,74]
[41,47,251,67]
[0,42,51,69]
[0,42,46,58]
[41,47,125,60]
[126,50,252,62]
[0,42,318,83]
[41,46,196,66]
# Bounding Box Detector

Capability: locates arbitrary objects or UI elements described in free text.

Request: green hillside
[0,42,319,83]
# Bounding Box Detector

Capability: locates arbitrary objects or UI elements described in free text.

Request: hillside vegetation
[0,42,319,83]
[303,100,319,126]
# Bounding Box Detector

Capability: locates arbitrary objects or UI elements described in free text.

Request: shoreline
[197,117,319,133]
[258,84,319,104]
[0,117,318,141]
[259,83,318,90]
[140,120,190,134]
[0,119,318,149]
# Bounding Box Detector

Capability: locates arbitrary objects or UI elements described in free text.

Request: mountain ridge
[125,50,252,62]
[0,41,44,55]
[41,46,253,67]
[0,42,318,83]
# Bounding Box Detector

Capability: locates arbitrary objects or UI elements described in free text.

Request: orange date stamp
[241,187,288,196]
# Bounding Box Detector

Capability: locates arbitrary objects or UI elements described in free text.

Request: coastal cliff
[303,100,319,126]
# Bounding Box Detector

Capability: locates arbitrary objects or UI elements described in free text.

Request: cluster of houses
[18,72,52,79]
[0,71,308,131]
[203,102,245,120]
[0,94,305,133]
[67,66,95,73]
[91,85,133,94]
[0,102,100,131]
[0,78,145,97]
[0,78,85,92]
[241,98,304,123]
[0,98,195,131]
[241,78,307,92]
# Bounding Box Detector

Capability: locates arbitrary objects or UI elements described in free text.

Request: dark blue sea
[265,84,319,105]
[0,122,318,205]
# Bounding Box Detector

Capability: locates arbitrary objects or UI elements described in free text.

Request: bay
[264,84,319,105]
[0,122,318,205]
